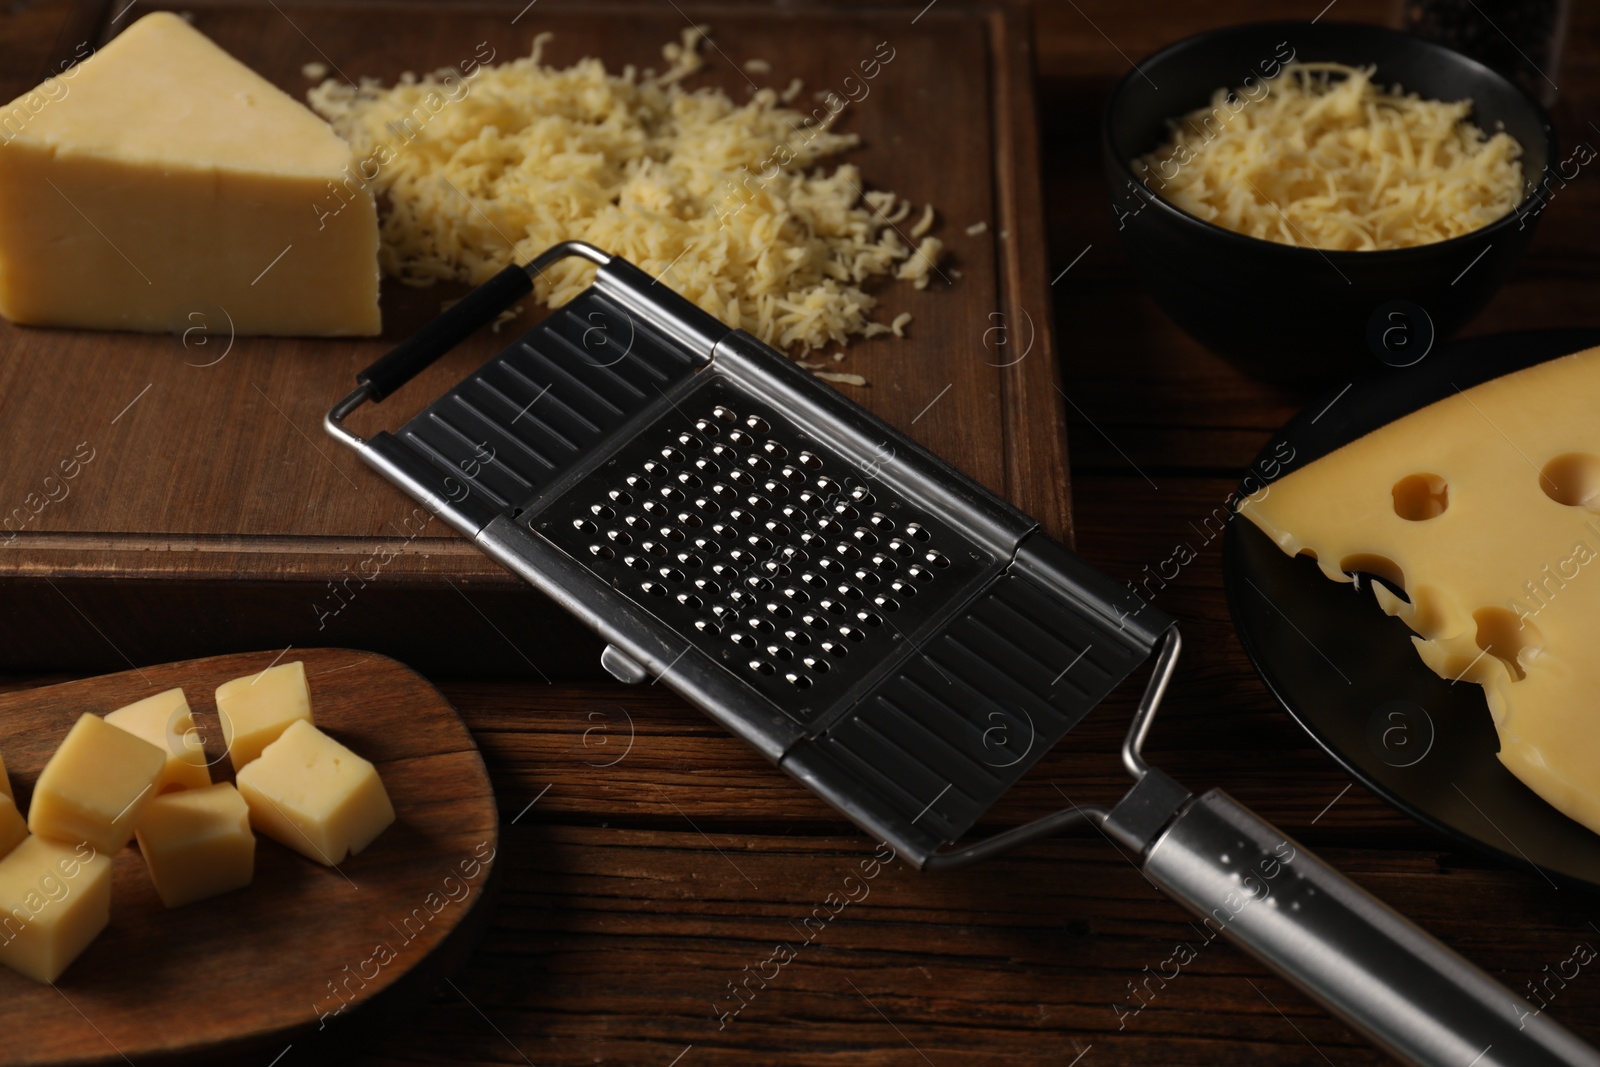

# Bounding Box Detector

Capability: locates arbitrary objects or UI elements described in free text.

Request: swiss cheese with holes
[1240,347,1600,836]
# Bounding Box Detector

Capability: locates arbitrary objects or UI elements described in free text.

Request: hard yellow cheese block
[1240,346,1600,834]
[105,688,211,793]
[237,720,394,866]
[218,660,313,772]
[135,783,254,908]
[30,713,165,853]
[0,12,379,336]
[0,836,112,984]
[0,797,25,861]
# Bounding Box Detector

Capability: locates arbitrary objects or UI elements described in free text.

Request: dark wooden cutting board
[0,0,1068,679]
[0,647,499,1066]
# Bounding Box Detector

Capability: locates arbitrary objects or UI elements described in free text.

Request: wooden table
[9,1,1600,1064]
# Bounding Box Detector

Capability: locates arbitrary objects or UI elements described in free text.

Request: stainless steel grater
[326,240,1169,868]
[328,241,1600,1067]
[327,242,1600,1067]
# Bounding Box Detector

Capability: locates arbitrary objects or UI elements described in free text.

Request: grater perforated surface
[343,248,1177,864]
[537,377,996,722]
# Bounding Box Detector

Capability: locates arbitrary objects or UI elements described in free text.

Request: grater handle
[1141,788,1600,1067]
[357,264,534,402]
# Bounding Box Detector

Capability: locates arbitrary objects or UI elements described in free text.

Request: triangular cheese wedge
[1241,347,1600,835]
[0,12,379,335]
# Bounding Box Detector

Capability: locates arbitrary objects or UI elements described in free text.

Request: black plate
[1224,329,1600,891]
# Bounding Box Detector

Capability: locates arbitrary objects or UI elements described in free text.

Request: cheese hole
[1539,453,1600,508]
[1473,606,1541,682]
[1339,553,1406,600]
[1392,473,1449,521]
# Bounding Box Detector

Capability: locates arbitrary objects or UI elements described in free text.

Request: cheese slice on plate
[0,12,379,335]
[1240,346,1600,835]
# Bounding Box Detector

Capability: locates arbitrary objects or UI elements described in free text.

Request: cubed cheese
[29,713,165,853]
[105,687,211,793]
[217,660,313,772]
[0,12,380,336]
[237,720,393,866]
[135,783,254,908]
[0,797,25,861]
[0,753,20,859]
[0,836,112,983]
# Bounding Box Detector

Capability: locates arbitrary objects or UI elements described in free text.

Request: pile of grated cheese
[1136,63,1525,251]
[308,28,942,359]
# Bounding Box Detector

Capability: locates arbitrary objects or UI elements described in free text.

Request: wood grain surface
[4,0,1600,1065]
[0,0,1068,677]
[0,648,498,1066]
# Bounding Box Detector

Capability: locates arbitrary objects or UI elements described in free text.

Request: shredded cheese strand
[309,29,941,355]
[1137,63,1524,251]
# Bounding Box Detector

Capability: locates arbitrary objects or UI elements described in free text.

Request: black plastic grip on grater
[783,533,1165,860]
[356,287,713,532]
[328,241,1174,868]
[359,263,534,402]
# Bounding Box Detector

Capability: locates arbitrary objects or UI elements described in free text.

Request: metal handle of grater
[1144,790,1600,1067]
[1087,631,1600,1067]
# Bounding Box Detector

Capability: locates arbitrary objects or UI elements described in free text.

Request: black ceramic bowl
[1102,21,1556,381]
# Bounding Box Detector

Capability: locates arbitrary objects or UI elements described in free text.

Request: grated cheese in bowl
[308,28,941,357]
[1136,63,1525,251]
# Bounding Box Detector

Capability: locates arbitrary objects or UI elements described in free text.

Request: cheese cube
[0,835,112,984]
[135,783,254,908]
[0,754,20,859]
[217,660,314,772]
[237,721,393,866]
[105,688,211,793]
[0,797,25,861]
[29,713,165,853]
[0,12,380,336]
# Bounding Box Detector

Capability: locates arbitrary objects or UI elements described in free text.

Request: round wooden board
[0,649,499,1066]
